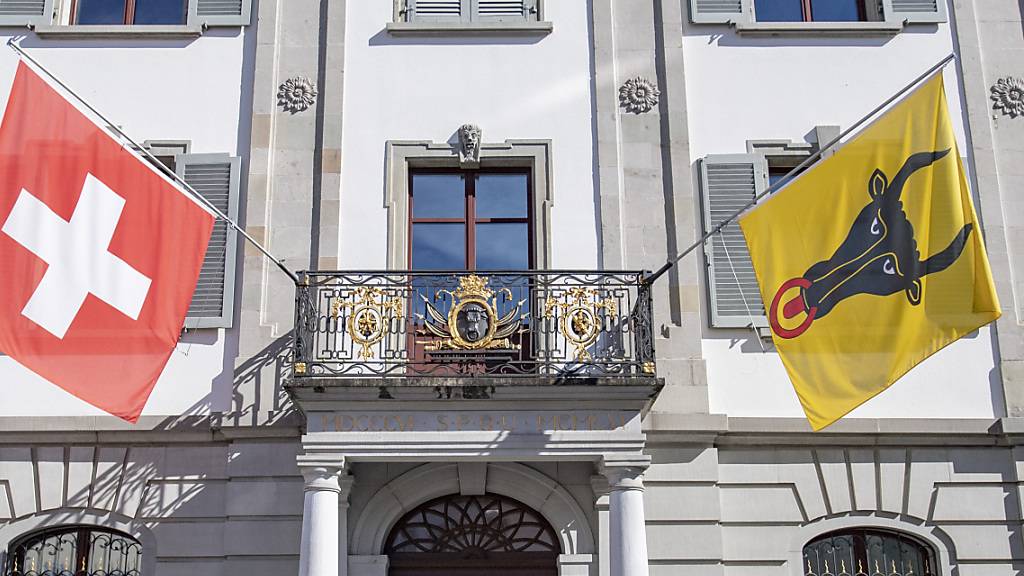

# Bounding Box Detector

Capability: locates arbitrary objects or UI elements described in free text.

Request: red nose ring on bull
[770,277,817,339]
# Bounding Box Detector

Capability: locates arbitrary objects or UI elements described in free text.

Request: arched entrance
[383,493,560,576]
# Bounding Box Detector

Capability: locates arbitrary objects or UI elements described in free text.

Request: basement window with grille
[388,0,552,35]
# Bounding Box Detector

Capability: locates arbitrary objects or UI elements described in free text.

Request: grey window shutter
[191,0,251,26]
[688,0,749,24]
[882,0,946,23]
[699,154,768,328]
[178,153,240,329]
[0,0,53,26]
[408,0,466,22]
[473,0,536,21]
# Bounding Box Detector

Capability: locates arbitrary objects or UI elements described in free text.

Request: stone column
[299,466,342,576]
[601,458,650,576]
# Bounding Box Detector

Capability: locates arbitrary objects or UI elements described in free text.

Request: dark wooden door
[389,552,558,576]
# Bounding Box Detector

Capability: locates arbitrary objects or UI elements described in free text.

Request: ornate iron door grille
[293,270,656,378]
[384,493,559,574]
[803,529,936,576]
[4,527,141,576]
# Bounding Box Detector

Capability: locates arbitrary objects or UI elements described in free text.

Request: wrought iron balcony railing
[292,270,655,379]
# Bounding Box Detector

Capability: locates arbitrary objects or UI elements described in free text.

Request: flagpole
[5,38,301,285]
[644,53,957,286]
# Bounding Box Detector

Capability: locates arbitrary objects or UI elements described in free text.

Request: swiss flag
[0,62,214,422]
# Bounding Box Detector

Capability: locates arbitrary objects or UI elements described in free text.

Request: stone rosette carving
[277,76,318,113]
[458,124,482,166]
[618,76,660,114]
[991,77,1024,119]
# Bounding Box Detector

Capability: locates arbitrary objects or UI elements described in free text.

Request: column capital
[302,466,345,493]
[599,454,650,491]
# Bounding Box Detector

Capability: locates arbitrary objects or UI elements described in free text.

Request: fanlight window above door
[384,493,560,556]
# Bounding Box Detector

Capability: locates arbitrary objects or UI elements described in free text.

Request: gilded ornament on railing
[419,275,524,351]
[544,287,617,361]
[332,287,403,360]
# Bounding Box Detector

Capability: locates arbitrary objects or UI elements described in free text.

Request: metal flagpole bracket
[643,53,957,287]
[4,37,301,286]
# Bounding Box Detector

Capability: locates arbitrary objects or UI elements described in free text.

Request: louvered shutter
[473,0,536,21]
[699,154,767,328]
[191,0,251,26]
[0,0,53,26]
[881,0,945,23]
[178,153,240,329]
[408,0,467,22]
[688,0,749,24]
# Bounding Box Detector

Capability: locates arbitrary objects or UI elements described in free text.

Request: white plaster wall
[0,31,249,417]
[338,1,598,269]
[685,15,1001,418]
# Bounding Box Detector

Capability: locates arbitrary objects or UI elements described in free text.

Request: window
[0,0,252,28]
[5,526,141,576]
[142,143,241,329]
[803,529,937,576]
[688,0,946,28]
[753,0,865,22]
[73,0,187,25]
[699,131,829,329]
[385,494,559,576]
[402,0,540,24]
[409,169,532,271]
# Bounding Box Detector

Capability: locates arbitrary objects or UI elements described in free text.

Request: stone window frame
[387,0,553,36]
[384,139,553,270]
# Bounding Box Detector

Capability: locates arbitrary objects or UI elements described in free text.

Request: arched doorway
[383,493,560,576]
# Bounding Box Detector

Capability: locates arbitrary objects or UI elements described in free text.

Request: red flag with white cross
[0,62,214,422]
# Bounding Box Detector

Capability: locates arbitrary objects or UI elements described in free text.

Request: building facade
[0,0,1023,575]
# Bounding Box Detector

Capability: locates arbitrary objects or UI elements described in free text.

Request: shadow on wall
[141,331,295,432]
[225,331,296,427]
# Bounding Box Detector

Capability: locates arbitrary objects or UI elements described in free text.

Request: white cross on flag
[0,62,214,421]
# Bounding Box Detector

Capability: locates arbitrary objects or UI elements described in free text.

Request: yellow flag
[739,74,1000,431]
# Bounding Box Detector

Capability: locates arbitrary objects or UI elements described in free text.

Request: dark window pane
[77,0,127,24]
[754,0,803,21]
[134,0,187,24]
[476,223,529,270]
[412,173,466,219]
[476,173,528,219]
[810,0,862,21]
[412,223,465,269]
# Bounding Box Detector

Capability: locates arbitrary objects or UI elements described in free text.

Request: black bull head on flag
[769,149,972,339]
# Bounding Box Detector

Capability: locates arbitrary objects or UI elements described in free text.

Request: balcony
[290,270,656,385]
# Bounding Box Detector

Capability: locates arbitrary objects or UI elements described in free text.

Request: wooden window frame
[408,167,535,272]
[71,0,189,25]
[801,0,867,22]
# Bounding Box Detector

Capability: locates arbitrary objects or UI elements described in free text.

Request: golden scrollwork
[419,275,524,351]
[544,287,617,361]
[332,287,403,360]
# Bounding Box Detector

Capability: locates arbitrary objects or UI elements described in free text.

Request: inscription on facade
[312,411,634,433]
